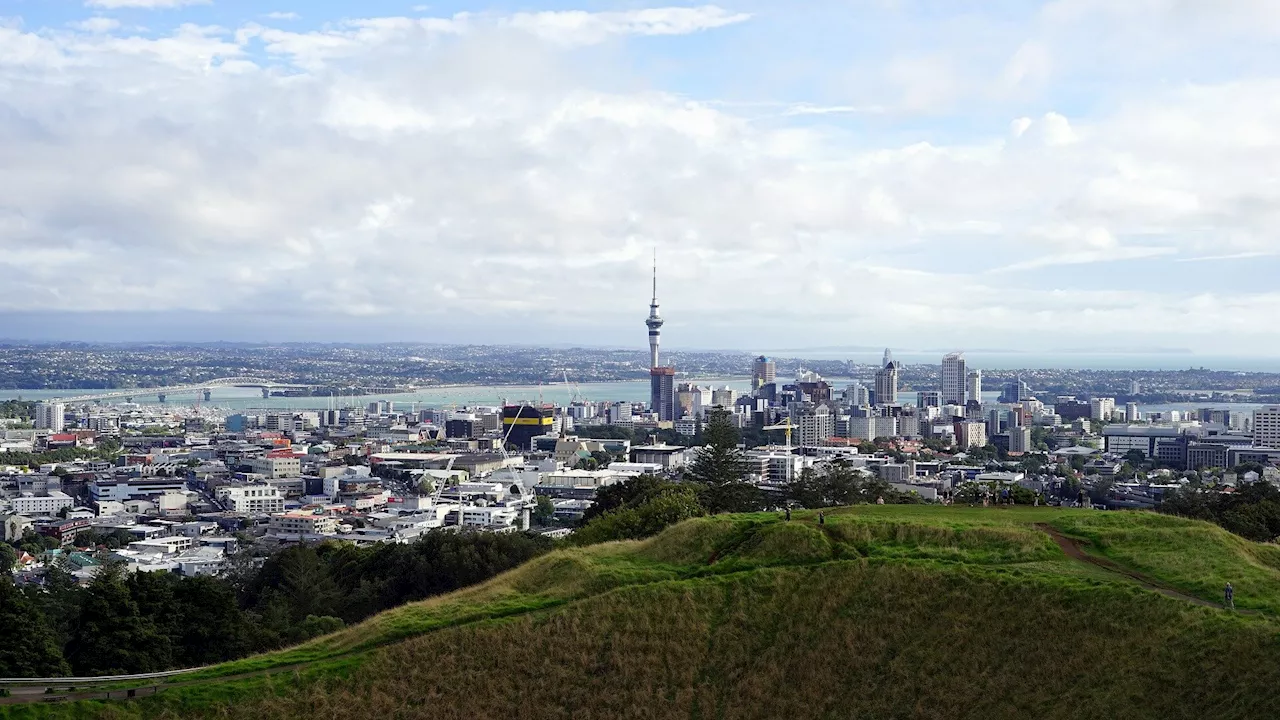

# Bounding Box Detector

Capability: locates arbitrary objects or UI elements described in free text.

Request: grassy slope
[6,507,1280,720]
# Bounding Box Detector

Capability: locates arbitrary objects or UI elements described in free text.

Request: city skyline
[5,2,1280,352]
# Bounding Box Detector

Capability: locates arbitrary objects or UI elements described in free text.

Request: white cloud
[70,17,121,33]
[85,0,210,8]
[6,6,1280,351]
[264,12,298,21]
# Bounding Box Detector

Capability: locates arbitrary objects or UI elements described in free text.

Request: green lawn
[6,505,1279,719]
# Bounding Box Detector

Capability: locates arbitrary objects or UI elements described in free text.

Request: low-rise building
[217,484,286,514]
[630,444,688,469]
[268,512,338,537]
[248,454,301,479]
[11,490,74,516]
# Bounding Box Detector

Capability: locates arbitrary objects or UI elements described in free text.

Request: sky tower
[646,252,676,422]
[645,252,663,369]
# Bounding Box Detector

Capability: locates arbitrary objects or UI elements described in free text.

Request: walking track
[1034,523,1251,612]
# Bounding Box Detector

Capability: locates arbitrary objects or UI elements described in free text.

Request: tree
[573,483,705,545]
[533,495,556,525]
[581,474,670,524]
[0,579,69,677]
[171,576,250,665]
[789,460,864,508]
[65,563,172,675]
[687,409,761,513]
[0,543,15,575]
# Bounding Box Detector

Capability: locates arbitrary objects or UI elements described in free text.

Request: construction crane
[430,454,458,526]
[494,406,536,530]
[761,418,798,485]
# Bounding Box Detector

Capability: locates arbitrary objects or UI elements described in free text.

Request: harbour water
[0,382,1263,417]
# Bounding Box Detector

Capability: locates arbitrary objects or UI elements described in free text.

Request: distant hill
[5,507,1280,719]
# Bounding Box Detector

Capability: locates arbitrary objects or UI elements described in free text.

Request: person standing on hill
[1000,486,1010,506]
[785,506,791,521]
[1077,488,1086,508]
[818,511,825,526]
[1225,582,1235,610]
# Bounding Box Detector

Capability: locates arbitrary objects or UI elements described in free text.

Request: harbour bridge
[56,377,315,404]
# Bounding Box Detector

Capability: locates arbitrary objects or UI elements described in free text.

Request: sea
[0,381,1263,417]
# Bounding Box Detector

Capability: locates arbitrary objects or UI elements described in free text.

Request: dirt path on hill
[0,661,318,706]
[1035,523,1254,613]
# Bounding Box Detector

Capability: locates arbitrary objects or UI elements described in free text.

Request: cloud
[70,17,121,33]
[264,12,298,21]
[6,6,1280,351]
[1176,251,1278,263]
[85,0,210,8]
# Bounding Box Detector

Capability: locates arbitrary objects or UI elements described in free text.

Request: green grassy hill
[4,507,1280,719]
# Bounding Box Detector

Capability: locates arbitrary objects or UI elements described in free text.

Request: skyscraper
[941,352,967,406]
[751,356,776,391]
[650,367,676,422]
[967,369,982,406]
[34,402,65,433]
[874,359,899,405]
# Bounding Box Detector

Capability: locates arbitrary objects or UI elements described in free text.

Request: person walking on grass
[785,506,791,521]
[818,511,826,526]
[1000,486,1010,506]
[1225,581,1235,610]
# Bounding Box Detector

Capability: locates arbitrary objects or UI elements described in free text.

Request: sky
[3,1,1280,357]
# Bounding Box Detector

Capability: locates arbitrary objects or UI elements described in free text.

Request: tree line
[572,409,922,545]
[0,530,554,678]
[1159,480,1280,543]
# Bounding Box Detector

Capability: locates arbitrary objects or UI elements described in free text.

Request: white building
[12,490,74,516]
[1009,427,1032,453]
[1090,397,1116,421]
[91,478,189,502]
[794,404,835,447]
[957,422,988,449]
[874,363,899,405]
[34,402,65,433]
[1254,406,1280,448]
[248,455,301,479]
[674,418,698,437]
[217,484,285,514]
[966,370,982,406]
[460,505,518,529]
[942,352,967,405]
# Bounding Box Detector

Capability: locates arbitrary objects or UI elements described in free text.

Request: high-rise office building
[793,403,835,447]
[999,377,1032,403]
[34,402,65,433]
[918,390,942,408]
[752,356,776,391]
[502,405,554,451]
[874,360,900,406]
[1090,397,1116,421]
[650,367,676,422]
[847,383,871,407]
[1009,426,1032,453]
[1253,406,1280,448]
[966,370,982,406]
[1126,402,1140,422]
[941,352,967,406]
